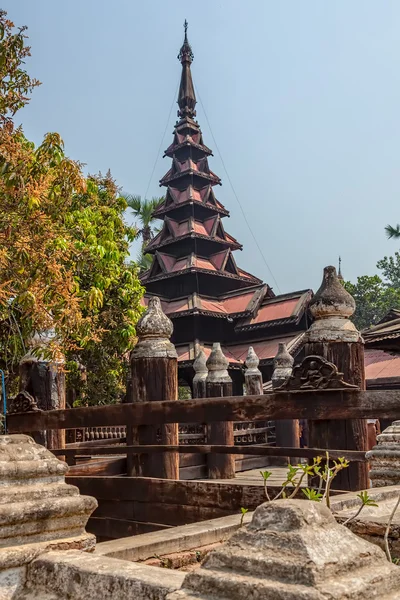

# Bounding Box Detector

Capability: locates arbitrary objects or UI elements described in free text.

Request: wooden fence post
[193,350,208,399]
[305,265,369,491]
[206,343,235,479]
[272,343,299,463]
[244,347,263,396]
[19,342,65,450]
[128,296,179,479]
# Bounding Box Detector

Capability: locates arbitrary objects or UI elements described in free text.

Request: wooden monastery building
[140,24,400,393]
[140,24,312,393]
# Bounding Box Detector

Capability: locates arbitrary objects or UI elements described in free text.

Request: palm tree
[124,194,164,248]
[385,224,400,239]
[122,194,164,273]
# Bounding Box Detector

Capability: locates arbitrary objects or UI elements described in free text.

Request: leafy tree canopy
[344,252,400,331]
[0,11,144,402]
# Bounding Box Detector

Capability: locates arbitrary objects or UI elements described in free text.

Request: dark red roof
[365,349,400,380]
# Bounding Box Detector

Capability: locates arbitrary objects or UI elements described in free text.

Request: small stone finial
[271,343,293,388]
[306,266,360,343]
[193,349,208,382]
[273,343,294,370]
[206,343,231,383]
[244,347,261,378]
[132,297,177,359]
[309,266,355,320]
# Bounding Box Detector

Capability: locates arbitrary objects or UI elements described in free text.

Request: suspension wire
[195,87,282,295]
[143,82,179,201]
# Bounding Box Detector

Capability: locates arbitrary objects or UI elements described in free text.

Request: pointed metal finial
[178,19,194,63]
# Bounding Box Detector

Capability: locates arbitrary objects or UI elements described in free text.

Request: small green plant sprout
[274,464,300,500]
[240,507,249,527]
[342,491,378,525]
[260,470,272,501]
[287,460,322,500]
[322,454,350,509]
[302,488,323,502]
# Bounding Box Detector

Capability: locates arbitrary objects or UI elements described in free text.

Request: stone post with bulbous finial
[128,296,179,479]
[305,265,368,491]
[271,343,300,464]
[244,347,263,396]
[193,349,208,399]
[206,343,235,479]
[19,329,66,451]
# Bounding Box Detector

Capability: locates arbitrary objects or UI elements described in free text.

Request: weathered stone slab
[20,550,184,600]
[168,499,400,599]
[95,512,252,562]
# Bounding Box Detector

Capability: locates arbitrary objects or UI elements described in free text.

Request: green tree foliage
[344,253,400,331]
[65,173,144,405]
[123,194,164,272]
[0,10,40,121]
[0,11,144,402]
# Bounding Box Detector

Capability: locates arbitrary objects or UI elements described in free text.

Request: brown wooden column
[272,343,299,464]
[19,353,65,450]
[206,343,235,479]
[305,266,368,491]
[128,297,179,479]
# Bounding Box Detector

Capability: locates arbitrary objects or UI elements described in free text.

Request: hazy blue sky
[5,1,400,294]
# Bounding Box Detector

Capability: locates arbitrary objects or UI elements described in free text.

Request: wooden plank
[66,438,126,449]
[179,465,207,480]
[179,453,206,468]
[94,500,232,526]
[54,445,367,462]
[87,517,171,540]
[9,389,400,433]
[66,476,269,510]
[66,457,126,476]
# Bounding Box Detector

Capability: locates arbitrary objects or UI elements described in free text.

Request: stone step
[317,562,400,599]
[0,483,79,505]
[205,535,384,587]
[182,567,325,600]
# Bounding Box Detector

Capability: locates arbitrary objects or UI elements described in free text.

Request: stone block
[168,499,400,599]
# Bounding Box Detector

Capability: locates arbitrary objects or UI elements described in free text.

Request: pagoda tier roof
[140,249,261,285]
[362,310,400,346]
[175,333,306,368]
[164,131,212,157]
[235,289,313,332]
[153,185,229,217]
[160,157,221,186]
[142,284,271,319]
[145,214,241,253]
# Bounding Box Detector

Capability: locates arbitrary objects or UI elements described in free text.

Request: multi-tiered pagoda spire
[141,22,261,298]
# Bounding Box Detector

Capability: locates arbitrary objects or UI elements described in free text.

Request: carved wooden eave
[154,185,229,218]
[276,355,359,391]
[145,215,242,254]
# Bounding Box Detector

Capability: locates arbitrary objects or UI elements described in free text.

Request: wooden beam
[53,444,367,462]
[8,389,400,433]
